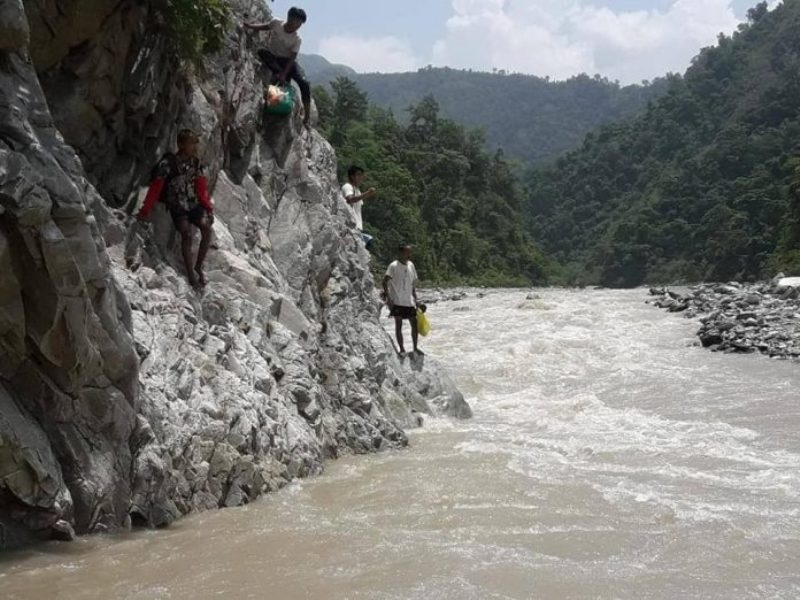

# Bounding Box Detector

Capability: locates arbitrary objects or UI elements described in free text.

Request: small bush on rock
[164,0,231,61]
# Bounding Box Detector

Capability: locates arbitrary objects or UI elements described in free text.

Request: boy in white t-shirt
[383,245,421,355]
[244,7,312,126]
[341,165,377,250]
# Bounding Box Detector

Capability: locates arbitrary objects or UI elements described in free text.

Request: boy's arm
[344,191,374,204]
[343,186,377,204]
[243,20,276,31]
[195,176,214,214]
[137,178,165,220]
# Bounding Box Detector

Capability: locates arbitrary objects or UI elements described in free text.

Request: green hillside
[525,1,800,287]
[300,53,356,83]
[303,55,668,165]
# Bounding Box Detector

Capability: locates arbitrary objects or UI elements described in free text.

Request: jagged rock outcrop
[0,0,469,549]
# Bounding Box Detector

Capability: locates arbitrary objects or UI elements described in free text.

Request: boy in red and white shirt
[137,129,214,288]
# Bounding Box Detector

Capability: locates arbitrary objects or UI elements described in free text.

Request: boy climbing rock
[137,129,215,288]
[245,7,312,127]
[341,165,377,250]
[383,245,421,356]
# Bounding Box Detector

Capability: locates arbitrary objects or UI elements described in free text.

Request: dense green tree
[331,76,369,123]
[312,85,334,131]
[320,79,550,286]
[525,1,800,287]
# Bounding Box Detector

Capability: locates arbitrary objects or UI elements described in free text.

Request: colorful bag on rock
[265,84,295,116]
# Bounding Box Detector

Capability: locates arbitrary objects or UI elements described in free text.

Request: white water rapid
[2,289,798,599]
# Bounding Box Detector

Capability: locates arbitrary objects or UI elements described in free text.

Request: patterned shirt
[154,155,205,211]
[138,154,213,219]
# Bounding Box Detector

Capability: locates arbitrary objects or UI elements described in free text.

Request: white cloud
[317,35,419,73]
[430,0,751,83]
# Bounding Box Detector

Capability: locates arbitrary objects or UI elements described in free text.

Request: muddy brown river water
[2,289,799,599]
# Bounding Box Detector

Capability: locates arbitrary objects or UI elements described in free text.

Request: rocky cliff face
[0,0,469,549]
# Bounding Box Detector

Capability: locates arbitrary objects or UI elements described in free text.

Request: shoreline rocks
[649,275,800,359]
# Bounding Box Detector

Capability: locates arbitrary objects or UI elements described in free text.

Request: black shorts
[170,204,208,228]
[390,305,417,320]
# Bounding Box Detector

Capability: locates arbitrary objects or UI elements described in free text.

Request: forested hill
[314,80,550,286]
[303,55,668,165]
[300,53,356,83]
[526,1,800,288]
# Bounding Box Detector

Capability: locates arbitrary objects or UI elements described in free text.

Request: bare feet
[194,267,207,287]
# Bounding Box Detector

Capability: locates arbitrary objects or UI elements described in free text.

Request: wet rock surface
[0,0,469,548]
[648,275,800,359]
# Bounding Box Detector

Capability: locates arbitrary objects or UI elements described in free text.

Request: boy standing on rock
[244,7,312,127]
[383,245,421,356]
[137,129,215,288]
[341,165,377,250]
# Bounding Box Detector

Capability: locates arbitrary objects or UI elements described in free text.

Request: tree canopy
[525,1,800,287]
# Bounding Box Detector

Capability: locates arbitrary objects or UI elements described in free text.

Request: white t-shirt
[341,182,363,230]
[265,19,302,57]
[385,260,418,307]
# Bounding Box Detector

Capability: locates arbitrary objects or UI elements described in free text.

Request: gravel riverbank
[649,276,800,359]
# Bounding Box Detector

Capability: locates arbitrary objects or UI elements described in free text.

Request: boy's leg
[289,62,312,123]
[257,49,284,79]
[175,217,197,287]
[194,214,213,286]
[361,231,374,251]
[410,314,419,353]
[394,316,405,354]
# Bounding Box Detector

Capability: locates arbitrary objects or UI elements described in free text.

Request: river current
[2,289,799,599]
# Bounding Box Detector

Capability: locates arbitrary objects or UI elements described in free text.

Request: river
[2,289,799,599]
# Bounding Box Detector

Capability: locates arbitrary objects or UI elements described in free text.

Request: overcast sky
[269,0,780,83]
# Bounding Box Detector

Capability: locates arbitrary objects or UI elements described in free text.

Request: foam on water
[2,289,799,600]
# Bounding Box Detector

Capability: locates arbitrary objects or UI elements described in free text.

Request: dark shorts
[390,305,417,320]
[170,204,208,228]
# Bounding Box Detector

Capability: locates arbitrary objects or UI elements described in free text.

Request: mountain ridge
[302,53,670,165]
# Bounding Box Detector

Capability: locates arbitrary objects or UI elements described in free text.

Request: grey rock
[700,330,723,348]
[744,293,762,305]
[1,42,139,541]
[0,0,469,548]
[0,0,29,51]
[651,280,800,360]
